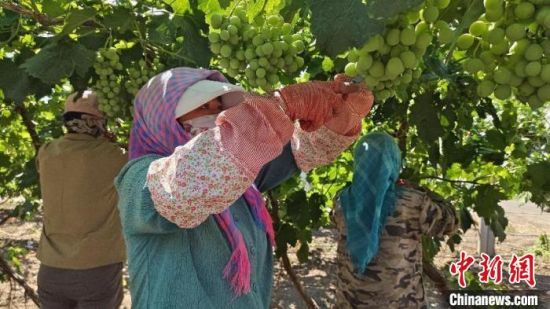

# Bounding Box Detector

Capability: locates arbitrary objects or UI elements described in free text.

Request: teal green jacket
[115,144,297,309]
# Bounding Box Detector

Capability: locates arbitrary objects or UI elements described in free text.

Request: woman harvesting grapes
[115,67,373,308]
[332,132,458,309]
[36,91,127,308]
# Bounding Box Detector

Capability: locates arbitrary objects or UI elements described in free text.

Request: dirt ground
[1,200,549,308]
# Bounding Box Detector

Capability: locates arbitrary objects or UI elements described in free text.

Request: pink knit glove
[277,81,344,132]
[325,75,374,136]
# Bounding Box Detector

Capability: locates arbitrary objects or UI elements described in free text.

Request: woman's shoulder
[395,185,429,208]
[115,154,163,189]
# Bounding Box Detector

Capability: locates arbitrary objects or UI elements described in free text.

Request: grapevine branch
[396,119,409,155]
[0,255,40,306]
[1,1,100,29]
[421,176,486,186]
[0,200,13,227]
[267,191,320,309]
[0,1,62,26]
[131,20,197,65]
[0,17,21,48]
[280,253,320,309]
[444,0,481,63]
[422,258,451,302]
[0,212,14,226]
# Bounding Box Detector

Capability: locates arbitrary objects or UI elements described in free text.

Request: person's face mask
[182,114,218,136]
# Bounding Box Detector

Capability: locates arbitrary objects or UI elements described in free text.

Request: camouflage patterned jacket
[333,186,458,309]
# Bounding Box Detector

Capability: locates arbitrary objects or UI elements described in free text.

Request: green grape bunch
[455,0,549,108]
[124,58,164,96]
[93,48,164,119]
[124,58,164,116]
[208,6,308,91]
[343,0,451,102]
[93,48,125,119]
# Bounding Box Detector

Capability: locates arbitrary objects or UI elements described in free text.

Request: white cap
[175,80,245,118]
[65,90,104,119]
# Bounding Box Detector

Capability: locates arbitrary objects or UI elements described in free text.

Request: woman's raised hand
[277,80,344,131]
[325,74,375,135]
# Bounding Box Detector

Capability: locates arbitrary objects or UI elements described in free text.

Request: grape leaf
[321,57,334,72]
[422,236,440,261]
[365,0,424,19]
[264,0,285,14]
[444,234,460,252]
[103,7,134,32]
[20,42,95,84]
[0,9,19,29]
[78,32,108,51]
[174,12,212,67]
[219,0,230,8]
[486,129,507,150]
[119,45,145,67]
[306,55,328,79]
[285,190,307,219]
[280,0,310,22]
[472,185,508,241]
[459,207,474,231]
[18,160,38,188]
[523,161,550,207]
[525,162,550,189]
[308,193,325,226]
[247,0,266,20]
[164,0,191,14]
[0,60,31,104]
[448,144,477,167]
[42,0,68,18]
[197,0,230,13]
[489,205,508,242]
[69,70,92,95]
[149,15,177,45]
[474,185,505,219]
[410,92,444,143]
[311,0,384,57]
[0,59,50,103]
[297,242,309,263]
[277,223,298,247]
[59,8,96,37]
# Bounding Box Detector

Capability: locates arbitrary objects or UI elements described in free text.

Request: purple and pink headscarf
[128,67,274,297]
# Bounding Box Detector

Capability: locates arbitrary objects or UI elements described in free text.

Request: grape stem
[420,175,490,186]
[472,39,481,57]
[154,44,197,65]
[105,34,113,49]
[0,18,21,48]
[133,20,148,52]
[0,255,40,307]
[229,0,245,17]
[0,1,62,27]
[29,0,40,16]
[445,0,483,64]
[131,20,196,65]
[322,160,341,198]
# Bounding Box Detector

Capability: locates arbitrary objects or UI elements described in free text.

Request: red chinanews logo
[449,251,536,288]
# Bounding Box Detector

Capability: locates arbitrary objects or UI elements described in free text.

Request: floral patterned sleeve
[146,94,294,229]
[290,123,359,172]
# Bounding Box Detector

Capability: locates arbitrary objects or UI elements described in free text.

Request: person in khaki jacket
[36,90,128,309]
[332,132,458,309]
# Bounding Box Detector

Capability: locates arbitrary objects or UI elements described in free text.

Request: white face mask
[182,114,218,136]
